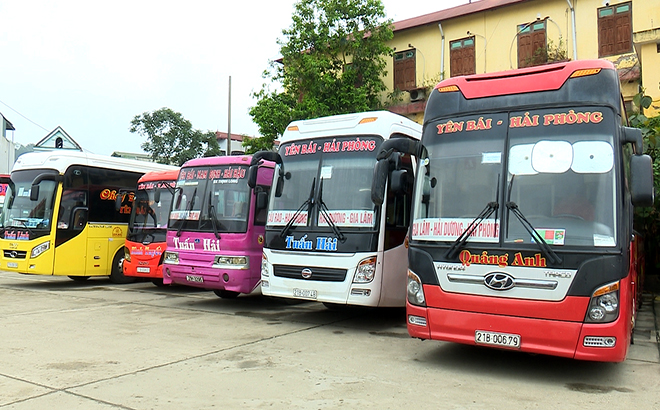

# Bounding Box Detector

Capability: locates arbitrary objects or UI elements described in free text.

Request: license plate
[137,267,150,273]
[186,274,204,283]
[293,288,317,300]
[7,262,18,268]
[475,330,521,348]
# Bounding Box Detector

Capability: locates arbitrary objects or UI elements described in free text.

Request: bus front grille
[3,250,27,259]
[273,265,347,282]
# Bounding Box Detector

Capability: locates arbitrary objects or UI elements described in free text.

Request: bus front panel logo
[484,272,515,291]
[301,268,312,279]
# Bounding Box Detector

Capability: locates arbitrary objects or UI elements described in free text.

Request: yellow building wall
[384,0,658,118]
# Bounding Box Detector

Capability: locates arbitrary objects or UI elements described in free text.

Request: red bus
[123,169,179,285]
[372,60,654,362]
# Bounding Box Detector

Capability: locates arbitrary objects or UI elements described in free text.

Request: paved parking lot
[0,270,659,409]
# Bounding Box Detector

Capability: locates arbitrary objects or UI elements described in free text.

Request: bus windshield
[169,165,251,233]
[0,169,57,233]
[413,107,617,248]
[268,135,382,229]
[128,180,174,242]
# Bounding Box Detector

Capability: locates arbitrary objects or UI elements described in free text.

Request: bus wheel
[213,289,240,299]
[109,251,135,284]
[68,276,90,282]
[152,279,166,287]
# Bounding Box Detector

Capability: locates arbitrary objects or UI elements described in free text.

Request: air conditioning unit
[409,88,427,102]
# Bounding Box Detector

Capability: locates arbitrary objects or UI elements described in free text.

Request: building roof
[393,0,530,32]
[215,131,248,142]
[34,126,83,151]
[1,113,15,131]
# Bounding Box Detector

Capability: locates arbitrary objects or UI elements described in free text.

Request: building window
[518,21,547,68]
[598,2,632,57]
[450,37,476,77]
[394,49,416,91]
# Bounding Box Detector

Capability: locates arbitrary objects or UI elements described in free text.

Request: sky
[0,0,468,156]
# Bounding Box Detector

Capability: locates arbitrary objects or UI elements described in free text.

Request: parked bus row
[0,60,653,363]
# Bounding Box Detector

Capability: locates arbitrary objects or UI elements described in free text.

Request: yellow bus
[0,151,176,283]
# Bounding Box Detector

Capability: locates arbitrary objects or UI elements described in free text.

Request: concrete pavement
[0,271,658,409]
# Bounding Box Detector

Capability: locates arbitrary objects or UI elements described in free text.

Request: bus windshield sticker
[593,234,616,247]
[412,218,499,242]
[267,210,308,226]
[169,210,200,221]
[532,229,565,246]
[481,152,501,164]
[320,166,333,179]
[318,210,375,227]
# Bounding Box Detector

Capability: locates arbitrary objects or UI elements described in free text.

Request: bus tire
[109,250,135,284]
[152,279,166,287]
[68,276,90,282]
[213,289,240,299]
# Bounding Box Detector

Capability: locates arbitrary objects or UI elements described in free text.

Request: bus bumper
[407,286,630,362]
[164,264,259,294]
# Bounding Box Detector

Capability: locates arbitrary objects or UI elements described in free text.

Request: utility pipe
[566,0,578,60]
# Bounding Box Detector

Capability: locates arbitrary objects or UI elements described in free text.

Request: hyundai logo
[9,251,18,259]
[301,268,312,279]
[484,272,515,291]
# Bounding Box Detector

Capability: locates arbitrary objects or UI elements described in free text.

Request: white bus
[0,151,175,283]
[250,111,422,307]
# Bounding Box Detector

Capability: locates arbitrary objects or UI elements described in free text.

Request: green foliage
[249,0,393,150]
[630,90,660,273]
[130,108,221,166]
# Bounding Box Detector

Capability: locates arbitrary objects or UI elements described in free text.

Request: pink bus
[162,155,275,298]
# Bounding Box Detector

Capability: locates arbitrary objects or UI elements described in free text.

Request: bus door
[53,188,89,276]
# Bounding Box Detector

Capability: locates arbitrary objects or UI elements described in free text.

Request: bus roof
[138,168,181,183]
[180,155,257,169]
[181,155,277,171]
[281,111,422,143]
[434,59,616,99]
[12,151,177,175]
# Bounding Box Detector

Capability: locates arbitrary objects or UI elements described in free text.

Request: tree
[247,0,393,152]
[130,108,221,166]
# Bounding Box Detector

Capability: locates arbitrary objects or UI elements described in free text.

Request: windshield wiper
[206,189,221,239]
[506,201,562,265]
[446,201,499,259]
[279,178,315,239]
[176,187,197,237]
[318,178,346,242]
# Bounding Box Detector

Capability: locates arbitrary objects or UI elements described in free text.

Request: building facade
[384,0,660,120]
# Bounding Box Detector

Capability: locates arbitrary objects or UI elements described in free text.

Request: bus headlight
[261,253,269,277]
[124,247,131,262]
[213,255,249,269]
[163,251,179,264]
[353,256,376,283]
[407,270,426,307]
[586,281,619,323]
[30,241,50,258]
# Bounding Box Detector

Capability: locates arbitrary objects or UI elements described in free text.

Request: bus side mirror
[247,165,258,189]
[115,194,123,211]
[622,127,643,154]
[154,188,161,204]
[30,185,40,201]
[256,191,269,210]
[390,169,410,196]
[630,154,654,207]
[72,207,88,230]
[371,159,389,206]
[275,175,285,197]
